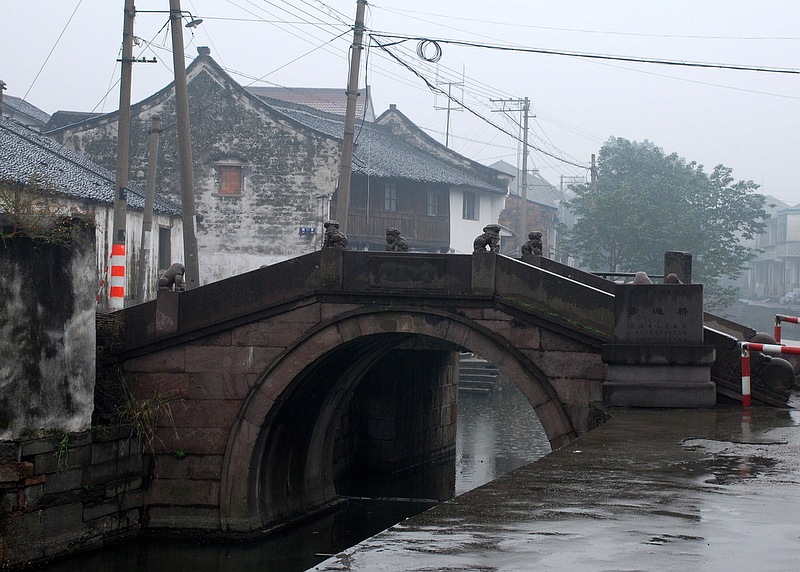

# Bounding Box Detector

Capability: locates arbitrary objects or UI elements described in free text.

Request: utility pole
[434,70,464,147]
[136,116,161,304]
[491,97,530,252]
[591,153,598,191]
[334,0,367,234]
[519,97,530,253]
[109,0,135,311]
[170,0,200,288]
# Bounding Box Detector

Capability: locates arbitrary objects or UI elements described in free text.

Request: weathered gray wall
[0,221,96,439]
[53,57,340,284]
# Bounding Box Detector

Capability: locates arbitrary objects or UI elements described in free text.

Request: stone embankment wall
[0,428,143,568]
[0,220,144,568]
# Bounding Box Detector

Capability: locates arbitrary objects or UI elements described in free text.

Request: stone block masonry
[0,427,144,569]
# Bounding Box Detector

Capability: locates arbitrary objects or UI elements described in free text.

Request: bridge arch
[219,307,576,532]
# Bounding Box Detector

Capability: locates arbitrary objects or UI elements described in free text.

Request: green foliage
[54,432,70,472]
[118,379,179,455]
[562,138,768,310]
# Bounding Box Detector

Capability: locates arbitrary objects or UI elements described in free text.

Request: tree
[563,137,768,311]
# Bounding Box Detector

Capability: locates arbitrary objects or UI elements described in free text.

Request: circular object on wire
[416,40,442,63]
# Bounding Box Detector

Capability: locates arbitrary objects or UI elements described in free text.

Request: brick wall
[0,427,143,568]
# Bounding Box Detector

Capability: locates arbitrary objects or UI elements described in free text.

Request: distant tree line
[562,137,769,311]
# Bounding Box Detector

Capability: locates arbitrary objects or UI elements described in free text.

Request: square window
[216,164,243,195]
[427,191,438,216]
[158,227,171,271]
[385,182,397,211]
[463,191,479,220]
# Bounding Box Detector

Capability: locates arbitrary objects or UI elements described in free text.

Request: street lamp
[133,9,203,28]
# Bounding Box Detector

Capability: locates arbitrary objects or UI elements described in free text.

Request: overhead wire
[370,5,800,42]
[371,36,588,169]
[368,32,590,170]
[23,0,84,102]
[368,32,800,75]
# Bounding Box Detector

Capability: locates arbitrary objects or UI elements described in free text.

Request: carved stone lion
[473,224,501,253]
[521,231,543,256]
[158,262,186,291]
[323,220,348,249]
[385,227,409,252]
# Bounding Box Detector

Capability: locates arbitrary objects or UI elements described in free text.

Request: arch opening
[220,309,578,533]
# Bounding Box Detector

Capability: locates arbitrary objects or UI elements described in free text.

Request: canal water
[39,382,550,571]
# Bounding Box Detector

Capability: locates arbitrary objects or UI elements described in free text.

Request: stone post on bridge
[601,280,716,407]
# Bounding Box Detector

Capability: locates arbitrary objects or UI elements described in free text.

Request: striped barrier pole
[740,341,800,408]
[740,343,752,408]
[774,314,800,343]
[109,243,126,311]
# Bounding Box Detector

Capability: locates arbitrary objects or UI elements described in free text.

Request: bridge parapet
[118,250,618,356]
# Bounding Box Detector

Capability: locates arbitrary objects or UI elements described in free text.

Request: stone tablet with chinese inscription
[613,284,704,344]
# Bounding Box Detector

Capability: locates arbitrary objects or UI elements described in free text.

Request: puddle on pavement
[677,443,780,485]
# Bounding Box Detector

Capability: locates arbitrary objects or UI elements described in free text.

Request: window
[463,191,479,220]
[384,181,397,211]
[158,227,171,271]
[427,191,438,216]
[214,160,244,195]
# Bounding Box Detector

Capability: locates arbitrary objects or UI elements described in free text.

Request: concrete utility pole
[109,0,136,311]
[591,153,598,191]
[136,116,162,304]
[170,0,200,288]
[519,97,530,253]
[334,0,367,234]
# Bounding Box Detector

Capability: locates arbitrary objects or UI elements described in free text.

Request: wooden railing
[346,209,449,246]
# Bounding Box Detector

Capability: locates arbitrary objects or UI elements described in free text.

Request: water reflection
[38,380,550,571]
[456,386,551,495]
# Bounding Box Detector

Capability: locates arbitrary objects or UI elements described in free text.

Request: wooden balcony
[345,208,449,250]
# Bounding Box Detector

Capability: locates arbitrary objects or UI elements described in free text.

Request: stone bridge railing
[118,249,615,357]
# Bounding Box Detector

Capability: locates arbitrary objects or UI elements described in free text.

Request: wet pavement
[314,406,800,571]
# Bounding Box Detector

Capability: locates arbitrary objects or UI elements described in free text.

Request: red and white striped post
[740,340,800,408]
[109,243,126,310]
[774,314,800,343]
[740,343,752,408]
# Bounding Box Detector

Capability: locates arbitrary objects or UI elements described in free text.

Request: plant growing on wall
[0,177,78,244]
[118,373,181,456]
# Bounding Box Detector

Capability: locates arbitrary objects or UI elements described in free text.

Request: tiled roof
[490,160,565,208]
[264,99,507,194]
[1,95,51,125]
[0,116,180,215]
[246,86,375,121]
[46,110,104,131]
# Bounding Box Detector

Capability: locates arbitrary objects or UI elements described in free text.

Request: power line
[371,38,588,169]
[369,32,800,76]
[369,5,800,42]
[23,0,84,102]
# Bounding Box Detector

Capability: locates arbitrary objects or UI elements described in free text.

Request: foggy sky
[2,0,798,203]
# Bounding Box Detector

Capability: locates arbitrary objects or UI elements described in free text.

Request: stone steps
[458,354,499,394]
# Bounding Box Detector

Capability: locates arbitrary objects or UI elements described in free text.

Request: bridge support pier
[601,283,716,408]
[336,348,459,500]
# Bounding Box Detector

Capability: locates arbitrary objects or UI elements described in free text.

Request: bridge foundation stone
[602,283,716,407]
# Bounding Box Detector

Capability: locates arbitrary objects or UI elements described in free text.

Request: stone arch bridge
[111,250,755,535]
